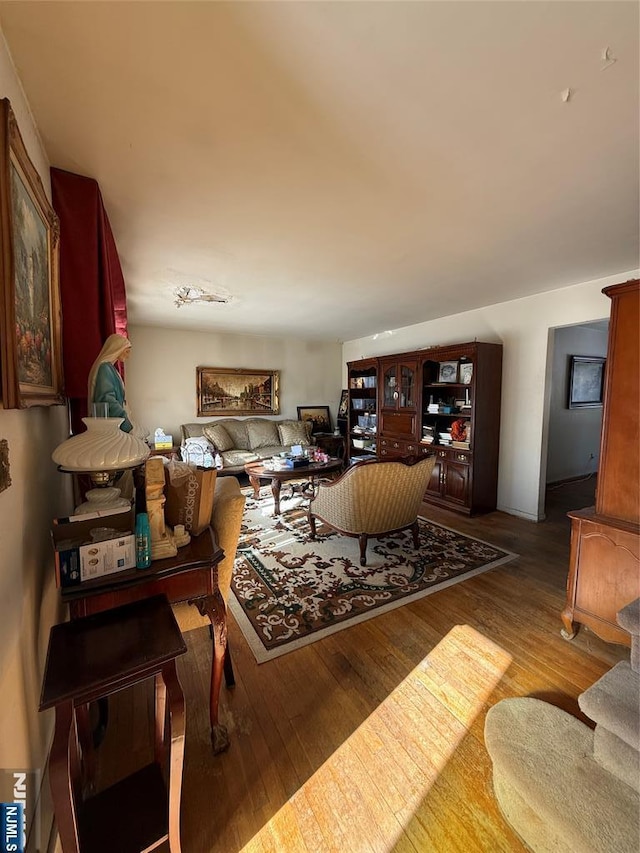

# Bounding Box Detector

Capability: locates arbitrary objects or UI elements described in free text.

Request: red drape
[51,168,128,434]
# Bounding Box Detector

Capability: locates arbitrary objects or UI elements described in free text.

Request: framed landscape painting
[568,356,606,409]
[0,98,64,408]
[196,367,280,416]
[297,405,331,435]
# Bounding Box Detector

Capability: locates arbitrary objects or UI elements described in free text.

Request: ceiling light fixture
[174,285,230,308]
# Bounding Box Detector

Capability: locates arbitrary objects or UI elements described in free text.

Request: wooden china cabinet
[562,279,640,645]
[348,341,503,515]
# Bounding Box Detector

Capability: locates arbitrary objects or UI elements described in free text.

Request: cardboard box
[51,505,135,588]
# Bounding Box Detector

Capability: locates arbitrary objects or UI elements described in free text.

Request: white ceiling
[1,1,638,342]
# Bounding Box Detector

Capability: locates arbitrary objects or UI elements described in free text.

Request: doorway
[543,319,609,522]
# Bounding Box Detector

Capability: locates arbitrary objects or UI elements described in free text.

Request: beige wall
[126,325,343,441]
[0,26,70,847]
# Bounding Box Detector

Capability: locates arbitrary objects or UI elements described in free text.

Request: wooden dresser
[562,279,640,645]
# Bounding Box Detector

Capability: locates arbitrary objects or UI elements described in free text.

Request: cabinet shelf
[424,382,471,389]
[423,412,471,418]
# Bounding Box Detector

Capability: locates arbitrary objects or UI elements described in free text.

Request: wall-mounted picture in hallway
[568,356,606,409]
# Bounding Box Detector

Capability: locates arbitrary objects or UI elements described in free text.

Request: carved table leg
[75,702,96,794]
[561,606,578,640]
[271,477,282,514]
[195,592,230,754]
[248,473,261,500]
[411,520,420,550]
[50,701,81,853]
[162,661,185,853]
[154,673,167,767]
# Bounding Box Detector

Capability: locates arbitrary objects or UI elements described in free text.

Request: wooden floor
[96,476,629,852]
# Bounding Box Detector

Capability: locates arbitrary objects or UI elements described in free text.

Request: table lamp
[52,415,150,514]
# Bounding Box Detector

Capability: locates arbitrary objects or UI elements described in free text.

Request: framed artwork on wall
[568,355,606,409]
[297,405,331,435]
[196,367,280,416]
[0,98,64,408]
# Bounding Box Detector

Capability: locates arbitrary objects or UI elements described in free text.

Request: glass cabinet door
[400,364,415,409]
[383,364,398,407]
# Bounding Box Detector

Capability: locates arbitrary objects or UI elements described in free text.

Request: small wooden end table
[40,595,187,853]
[314,433,346,462]
[61,527,230,754]
[244,458,343,514]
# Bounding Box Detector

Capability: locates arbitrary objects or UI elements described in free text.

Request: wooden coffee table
[244,458,343,514]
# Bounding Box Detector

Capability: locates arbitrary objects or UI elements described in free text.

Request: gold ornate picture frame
[0,98,64,408]
[196,367,280,416]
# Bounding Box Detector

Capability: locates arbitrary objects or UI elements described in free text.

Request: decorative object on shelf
[568,355,606,409]
[196,366,279,416]
[460,362,473,384]
[145,457,178,560]
[438,361,459,383]
[297,405,331,435]
[451,419,467,442]
[0,98,64,409]
[52,416,150,514]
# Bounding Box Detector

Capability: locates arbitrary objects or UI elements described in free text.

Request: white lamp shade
[52,417,150,473]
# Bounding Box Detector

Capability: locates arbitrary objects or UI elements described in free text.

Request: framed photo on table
[297,405,331,435]
[0,98,64,408]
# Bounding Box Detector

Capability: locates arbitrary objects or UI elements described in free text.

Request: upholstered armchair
[173,475,246,631]
[308,455,436,566]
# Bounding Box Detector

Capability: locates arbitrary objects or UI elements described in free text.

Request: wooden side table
[61,526,230,753]
[39,595,187,853]
[314,432,346,462]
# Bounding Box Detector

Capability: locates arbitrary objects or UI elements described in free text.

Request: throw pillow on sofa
[278,420,312,446]
[246,419,280,450]
[203,423,234,452]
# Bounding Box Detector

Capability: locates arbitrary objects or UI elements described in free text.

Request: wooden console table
[40,595,187,853]
[61,527,230,753]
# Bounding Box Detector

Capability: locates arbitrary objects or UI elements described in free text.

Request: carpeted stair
[485,598,640,852]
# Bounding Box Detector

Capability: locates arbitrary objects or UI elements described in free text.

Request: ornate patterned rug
[229,487,518,663]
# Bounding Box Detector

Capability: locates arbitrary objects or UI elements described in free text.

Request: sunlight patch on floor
[241,624,512,852]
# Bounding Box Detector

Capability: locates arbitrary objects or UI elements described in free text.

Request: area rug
[229,486,518,663]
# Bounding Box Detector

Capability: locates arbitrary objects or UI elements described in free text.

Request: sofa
[180,417,314,474]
